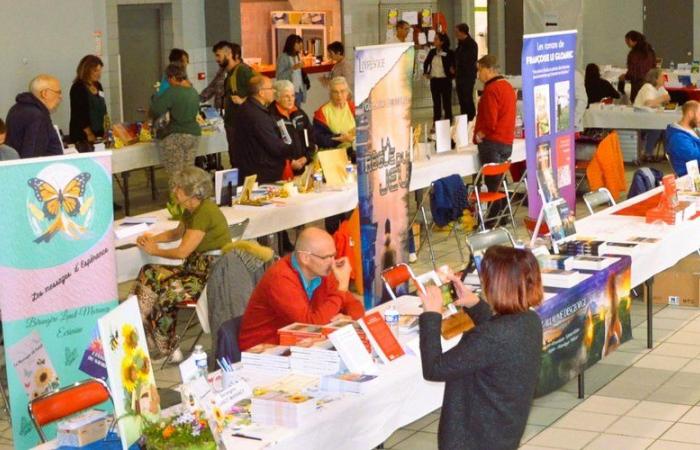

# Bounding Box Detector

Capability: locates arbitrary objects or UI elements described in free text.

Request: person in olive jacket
[419,246,543,450]
[424,32,456,124]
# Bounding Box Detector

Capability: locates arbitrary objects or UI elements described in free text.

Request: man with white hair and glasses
[5,74,64,158]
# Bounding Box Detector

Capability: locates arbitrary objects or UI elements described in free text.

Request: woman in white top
[276,34,307,105]
[634,68,671,162]
[423,32,456,124]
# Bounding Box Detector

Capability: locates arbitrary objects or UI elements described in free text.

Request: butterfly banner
[0,153,118,449]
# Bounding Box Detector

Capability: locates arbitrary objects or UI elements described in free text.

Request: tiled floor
[2,122,693,449]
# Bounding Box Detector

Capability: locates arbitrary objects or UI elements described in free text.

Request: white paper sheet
[435,119,451,153]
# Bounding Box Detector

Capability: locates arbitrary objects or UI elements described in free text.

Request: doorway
[118,4,169,123]
[643,0,693,67]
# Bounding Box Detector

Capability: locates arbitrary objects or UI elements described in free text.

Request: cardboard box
[653,254,700,307]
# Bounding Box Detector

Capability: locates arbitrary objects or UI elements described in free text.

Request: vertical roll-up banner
[0,153,118,449]
[355,43,415,308]
[522,30,577,218]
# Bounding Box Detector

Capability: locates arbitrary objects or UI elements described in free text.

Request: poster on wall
[535,257,632,396]
[0,153,118,449]
[522,30,577,219]
[354,43,415,308]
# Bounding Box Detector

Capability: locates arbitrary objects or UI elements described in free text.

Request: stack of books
[241,344,291,371]
[251,391,316,427]
[559,239,607,256]
[320,372,378,394]
[290,337,342,376]
[278,323,325,345]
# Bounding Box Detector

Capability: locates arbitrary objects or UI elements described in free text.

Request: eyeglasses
[297,250,336,261]
[43,88,62,96]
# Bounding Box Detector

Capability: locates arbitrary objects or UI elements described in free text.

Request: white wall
[581,0,643,67]
[0,0,109,132]
[0,0,208,131]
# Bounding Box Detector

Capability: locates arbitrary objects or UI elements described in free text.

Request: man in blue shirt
[665,100,700,176]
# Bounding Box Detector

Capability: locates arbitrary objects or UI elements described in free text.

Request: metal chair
[228,218,250,242]
[467,161,516,233]
[583,188,616,215]
[381,263,417,301]
[464,227,515,275]
[28,378,113,442]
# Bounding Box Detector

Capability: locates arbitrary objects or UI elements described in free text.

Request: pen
[233,433,262,441]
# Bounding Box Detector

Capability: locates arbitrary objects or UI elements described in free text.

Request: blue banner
[522,31,577,218]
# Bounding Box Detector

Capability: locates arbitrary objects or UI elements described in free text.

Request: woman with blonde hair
[133,167,230,362]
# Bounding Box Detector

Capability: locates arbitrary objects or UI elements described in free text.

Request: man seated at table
[313,76,356,160]
[237,75,295,183]
[238,227,365,350]
[665,100,700,176]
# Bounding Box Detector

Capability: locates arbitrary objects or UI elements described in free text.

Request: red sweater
[238,255,365,350]
[473,76,516,145]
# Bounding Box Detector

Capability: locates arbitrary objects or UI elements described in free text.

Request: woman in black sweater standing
[69,55,107,152]
[419,245,544,450]
[424,32,456,124]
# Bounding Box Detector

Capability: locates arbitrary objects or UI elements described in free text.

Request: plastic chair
[28,378,113,442]
[583,188,616,215]
[468,161,516,233]
[381,263,417,301]
[161,219,251,369]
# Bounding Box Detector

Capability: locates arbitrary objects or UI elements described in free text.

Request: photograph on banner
[535,257,632,395]
[554,80,571,132]
[522,30,578,218]
[536,142,559,202]
[0,153,118,449]
[534,84,551,137]
[98,296,160,450]
[354,43,415,308]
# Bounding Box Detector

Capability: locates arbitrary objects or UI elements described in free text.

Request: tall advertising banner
[522,30,577,218]
[0,153,118,449]
[355,43,415,308]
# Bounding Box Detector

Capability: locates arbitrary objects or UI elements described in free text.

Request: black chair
[216,315,243,364]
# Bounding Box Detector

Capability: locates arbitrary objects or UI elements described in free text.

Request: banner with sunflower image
[0,152,118,449]
[98,296,160,449]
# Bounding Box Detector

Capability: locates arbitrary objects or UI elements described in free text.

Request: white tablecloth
[115,140,525,282]
[582,106,680,130]
[109,131,228,174]
[410,139,526,191]
[576,182,700,286]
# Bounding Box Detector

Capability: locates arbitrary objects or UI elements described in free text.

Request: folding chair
[508,174,528,218]
[583,188,616,215]
[381,263,417,301]
[28,378,113,442]
[465,227,515,269]
[161,218,250,369]
[467,161,516,233]
[409,180,466,270]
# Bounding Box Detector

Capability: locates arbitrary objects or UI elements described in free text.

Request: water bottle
[670,61,676,71]
[345,164,356,184]
[192,345,208,378]
[313,171,324,192]
[383,307,400,338]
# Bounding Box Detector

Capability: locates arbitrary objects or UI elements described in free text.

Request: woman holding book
[418,246,543,450]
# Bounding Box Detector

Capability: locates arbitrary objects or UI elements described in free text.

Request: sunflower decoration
[122,324,139,354]
[286,393,310,404]
[132,347,152,383]
[34,367,54,391]
[121,354,139,393]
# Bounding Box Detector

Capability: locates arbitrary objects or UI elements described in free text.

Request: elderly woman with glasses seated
[132,166,230,362]
[238,227,364,351]
[269,79,315,176]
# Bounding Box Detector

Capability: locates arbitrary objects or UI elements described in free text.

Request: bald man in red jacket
[238,227,365,350]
